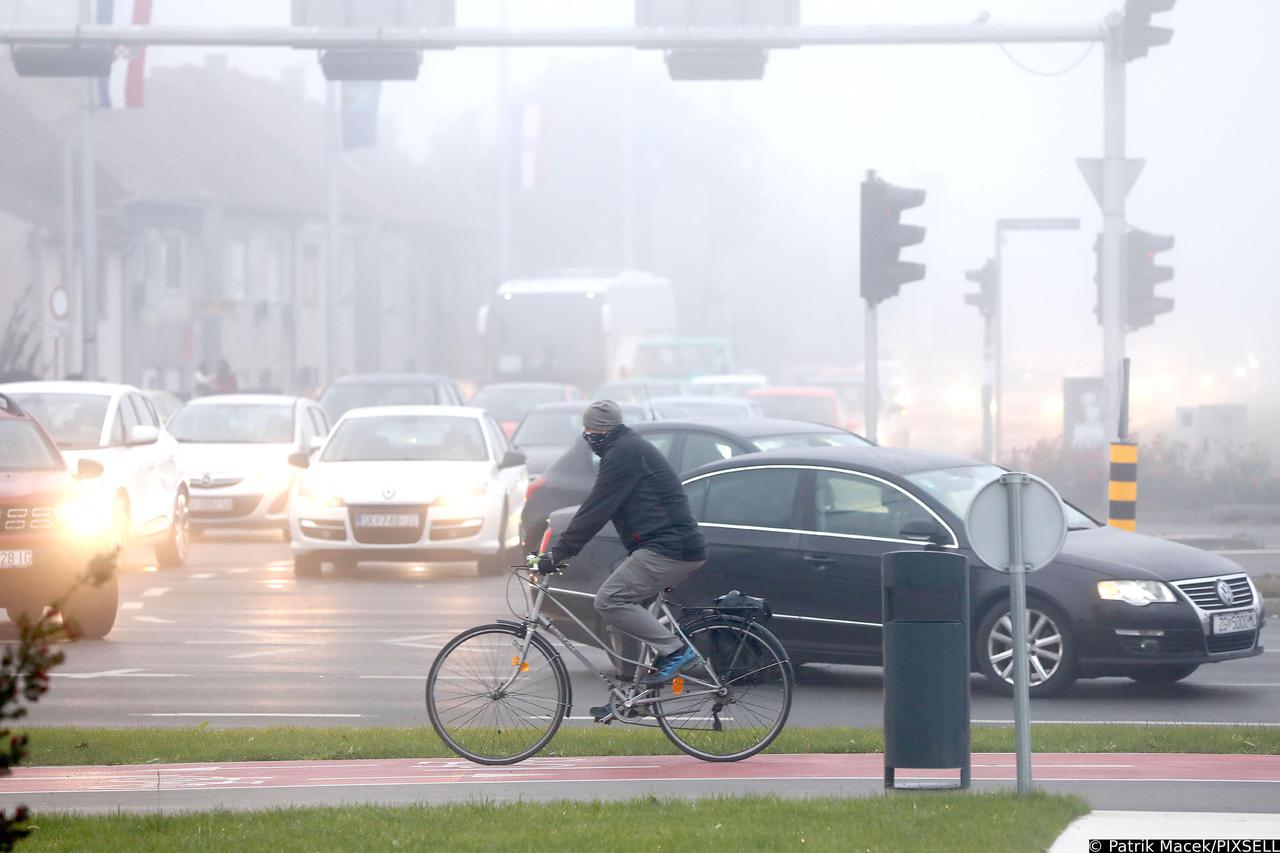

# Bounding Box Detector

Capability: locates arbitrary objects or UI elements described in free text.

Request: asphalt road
[13,533,1279,730]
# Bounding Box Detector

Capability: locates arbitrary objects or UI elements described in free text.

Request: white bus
[478,270,677,391]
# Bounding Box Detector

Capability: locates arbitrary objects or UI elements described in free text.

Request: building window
[227,240,247,301]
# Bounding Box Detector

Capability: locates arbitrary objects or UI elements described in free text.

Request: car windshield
[654,400,755,419]
[7,393,109,449]
[169,404,294,444]
[0,421,63,471]
[323,416,488,462]
[319,384,442,421]
[512,409,584,448]
[905,465,1097,529]
[752,395,837,424]
[471,387,565,422]
[752,431,870,451]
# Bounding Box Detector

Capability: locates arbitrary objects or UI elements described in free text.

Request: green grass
[21,793,1089,853]
[18,723,1280,767]
[1254,572,1280,601]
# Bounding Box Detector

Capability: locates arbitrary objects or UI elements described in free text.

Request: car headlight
[433,481,492,507]
[1097,580,1176,606]
[296,481,344,510]
[56,496,112,540]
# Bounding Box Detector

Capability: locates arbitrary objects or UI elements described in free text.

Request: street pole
[621,52,635,269]
[981,308,995,462]
[993,230,1004,463]
[61,136,76,380]
[496,0,512,281]
[1101,16,1128,448]
[77,0,98,380]
[325,81,341,384]
[1003,471,1033,795]
[865,302,878,443]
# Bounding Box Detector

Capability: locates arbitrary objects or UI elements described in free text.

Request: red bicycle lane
[2,752,1279,795]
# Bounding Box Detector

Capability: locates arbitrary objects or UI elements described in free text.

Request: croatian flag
[96,0,153,108]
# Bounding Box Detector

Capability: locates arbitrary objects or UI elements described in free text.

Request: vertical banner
[340,81,381,149]
[96,0,152,108]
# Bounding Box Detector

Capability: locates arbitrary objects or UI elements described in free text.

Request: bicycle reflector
[512,657,529,672]
[672,677,684,694]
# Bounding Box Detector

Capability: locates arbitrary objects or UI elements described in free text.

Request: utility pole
[496,0,512,281]
[325,81,341,384]
[1100,17,1129,451]
[77,0,99,380]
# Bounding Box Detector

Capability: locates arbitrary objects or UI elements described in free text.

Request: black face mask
[583,430,611,455]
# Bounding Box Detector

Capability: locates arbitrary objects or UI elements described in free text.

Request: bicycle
[425,559,794,765]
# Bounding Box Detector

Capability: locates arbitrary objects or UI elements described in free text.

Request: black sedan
[545,446,1266,696]
[521,417,871,549]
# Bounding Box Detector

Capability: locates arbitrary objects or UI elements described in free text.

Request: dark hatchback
[521,417,871,549]
[545,446,1265,696]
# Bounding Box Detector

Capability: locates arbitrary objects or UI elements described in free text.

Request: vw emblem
[200,474,213,488]
[1216,580,1235,606]
[382,487,396,500]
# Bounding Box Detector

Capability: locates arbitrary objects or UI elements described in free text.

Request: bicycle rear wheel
[655,619,793,762]
[426,623,569,765]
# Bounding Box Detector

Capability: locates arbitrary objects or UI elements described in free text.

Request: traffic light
[860,172,926,305]
[964,259,998,318]
[1123,0,1175,62]
[11,45,115,78]
[1124,228,1174,330]
[319,50,423,81]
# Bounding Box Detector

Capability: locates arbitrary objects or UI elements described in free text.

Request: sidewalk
[1051,811,1280,852]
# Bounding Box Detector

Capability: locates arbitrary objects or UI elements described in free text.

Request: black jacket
[551,426,706,562]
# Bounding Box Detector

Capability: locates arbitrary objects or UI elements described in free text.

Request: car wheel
[61,574,120,640]
[976,599,1078,697]
[1127,664,1199,685]
[155,491,190,568]
[294,553,322,579]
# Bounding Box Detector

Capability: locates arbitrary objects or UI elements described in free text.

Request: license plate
[0,550,33,569]
[190,497,234,512]
[1212,610,1257,635]
[357,513,419,528]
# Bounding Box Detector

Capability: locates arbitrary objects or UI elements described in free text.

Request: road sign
[965,471,1067,797]
[49,287,69,321]
[966,472,1067,573]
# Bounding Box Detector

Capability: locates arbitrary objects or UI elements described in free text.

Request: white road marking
[974,719,1280,727]
[382,634,452,649]
[229,648,296,660]
[133,706,363,712]
[120,601,144,611]
[188,573,215,581]
[141,587,171,598]
[133,615,173,624]
[52,669,187,679]
[358,675,422,680]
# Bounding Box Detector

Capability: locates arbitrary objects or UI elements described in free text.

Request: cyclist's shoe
[640,645,697,686]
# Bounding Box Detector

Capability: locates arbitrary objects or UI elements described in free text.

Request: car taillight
[526,476,545,499]
[538,526,552,555]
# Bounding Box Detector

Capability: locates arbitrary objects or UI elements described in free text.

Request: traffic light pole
[76,0,99,380]
[325,81,341,385]
[1101,18,1129,450]
[865,302,879,443]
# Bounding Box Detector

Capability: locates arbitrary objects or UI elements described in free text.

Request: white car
[289,406,528,578]
[169,395,329,538]
[0,380,189,568]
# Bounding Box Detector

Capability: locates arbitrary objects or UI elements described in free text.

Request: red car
[0,394,119,639]
[747,386,860,432]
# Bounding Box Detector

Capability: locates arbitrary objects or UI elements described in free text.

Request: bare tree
[0,283,43,382]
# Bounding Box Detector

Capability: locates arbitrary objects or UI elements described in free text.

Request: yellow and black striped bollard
[1108,441,1138,532]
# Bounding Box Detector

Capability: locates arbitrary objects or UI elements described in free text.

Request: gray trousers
[594,548,704,662]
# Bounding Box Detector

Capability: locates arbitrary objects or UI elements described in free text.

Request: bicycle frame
[499,569,726,722]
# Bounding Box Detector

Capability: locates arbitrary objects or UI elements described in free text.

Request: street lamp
[988,217,1080,463]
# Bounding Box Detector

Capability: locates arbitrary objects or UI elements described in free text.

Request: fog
[2,1,1277,505]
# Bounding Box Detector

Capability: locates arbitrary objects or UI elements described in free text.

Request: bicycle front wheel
[426,623,569,765]
[655,619,793,762]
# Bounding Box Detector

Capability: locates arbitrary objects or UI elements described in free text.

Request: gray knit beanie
[582,399,624,431]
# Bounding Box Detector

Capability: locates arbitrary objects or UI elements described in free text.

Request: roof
[339,405,484,420]
[634,417,850,438]
[694,446,984,478]
[748,386,837,398]
[689,374,767,385]
[526,400,648,414]
[185,394,305,407]
[0,380,137,397]
[328,374,456,387]
[496,270,668,296]
[650,395,754,407]
[474,382,574,393]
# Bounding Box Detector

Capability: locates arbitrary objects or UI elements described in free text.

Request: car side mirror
[129,424,160,446]
[500,450,527,469]
[76,458,105,480]
[899,518,951,547]
[288,451,311,469]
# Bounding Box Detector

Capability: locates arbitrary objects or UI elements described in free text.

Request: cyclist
[539,399,706,714]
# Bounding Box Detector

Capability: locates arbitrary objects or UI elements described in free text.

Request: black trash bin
[881,549,970,789]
